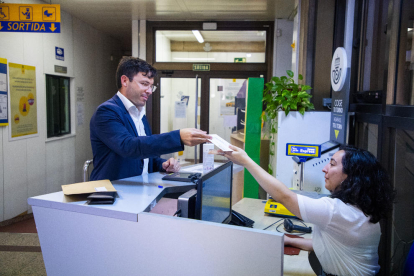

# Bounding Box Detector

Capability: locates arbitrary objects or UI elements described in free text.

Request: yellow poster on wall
[9,63,38,138]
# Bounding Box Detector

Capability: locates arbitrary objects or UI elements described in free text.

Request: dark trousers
[308,251,337,276]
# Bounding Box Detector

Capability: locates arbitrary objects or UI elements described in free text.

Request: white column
[344,0,355,65]
[132,20,139,58]
[139,20,146,60]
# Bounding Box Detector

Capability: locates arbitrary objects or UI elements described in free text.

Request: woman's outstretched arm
[285,236,313,251]
[220,145,302,219]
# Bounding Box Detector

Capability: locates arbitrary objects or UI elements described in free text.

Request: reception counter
[28,164,286,276]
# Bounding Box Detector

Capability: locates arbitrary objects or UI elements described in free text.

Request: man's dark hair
[116,57,157,89]
[331,145,395,223]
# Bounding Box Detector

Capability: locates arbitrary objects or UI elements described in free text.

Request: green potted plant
[261,70,315,174]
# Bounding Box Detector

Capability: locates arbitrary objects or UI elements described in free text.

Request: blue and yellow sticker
[286,143,321,158]
[0,4,61,33]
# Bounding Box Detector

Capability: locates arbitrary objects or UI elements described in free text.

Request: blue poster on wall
[0,58,8,126]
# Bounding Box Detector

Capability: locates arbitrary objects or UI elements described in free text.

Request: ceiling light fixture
[192,30,204,43]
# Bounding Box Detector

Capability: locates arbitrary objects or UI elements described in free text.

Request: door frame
[150,71,266,161]
[149,70,266,134]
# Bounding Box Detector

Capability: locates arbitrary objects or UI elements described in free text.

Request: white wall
[0,0,121,221]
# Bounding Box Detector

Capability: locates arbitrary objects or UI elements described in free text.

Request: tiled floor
[0,216,46,276]
[0,198,178,276]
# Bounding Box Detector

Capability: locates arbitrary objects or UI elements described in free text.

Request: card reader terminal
[162,172,202,182]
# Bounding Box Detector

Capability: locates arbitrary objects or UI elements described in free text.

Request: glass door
[155,71,264,166]
[209,78,247,162]
[159,77,202,166]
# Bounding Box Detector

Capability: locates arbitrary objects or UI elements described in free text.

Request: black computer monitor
[194,161,233,224]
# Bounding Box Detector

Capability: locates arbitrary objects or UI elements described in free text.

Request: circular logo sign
[331,47,348,92]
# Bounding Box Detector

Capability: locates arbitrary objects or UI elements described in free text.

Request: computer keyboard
[230,210,255,228]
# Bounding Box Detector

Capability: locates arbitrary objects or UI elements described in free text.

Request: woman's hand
[217,145,252,167]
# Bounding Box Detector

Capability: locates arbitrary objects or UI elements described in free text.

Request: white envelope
[208,134,234,152]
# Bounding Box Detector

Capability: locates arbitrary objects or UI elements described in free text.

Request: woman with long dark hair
[217,144,394,276]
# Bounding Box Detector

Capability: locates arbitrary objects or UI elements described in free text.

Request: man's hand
[180,128,211,146]
[162,158,181,173]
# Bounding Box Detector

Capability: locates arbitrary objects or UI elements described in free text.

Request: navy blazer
[90,94,184,181]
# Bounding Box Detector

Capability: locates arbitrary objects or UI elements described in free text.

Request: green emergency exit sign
[192,64,210,71]
[234,58,246,63]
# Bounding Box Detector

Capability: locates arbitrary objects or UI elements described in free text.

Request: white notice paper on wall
[175,101,186,118]
[208,134,234,152]
[0,73,7,91]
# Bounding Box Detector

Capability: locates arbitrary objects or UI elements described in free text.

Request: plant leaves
[271,76,280,83]
[286,70,294,78]
[307,103,315,110]
[299,107,305,115]
[298,74,303,80]
[282,100,289,109]
[301,85,312,91]
[299,91,310,98]
[290,102,297,110]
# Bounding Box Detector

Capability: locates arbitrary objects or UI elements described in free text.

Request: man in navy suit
[90,57,211,181]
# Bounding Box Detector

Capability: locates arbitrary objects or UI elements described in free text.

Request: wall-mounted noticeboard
[0,58,8,126]
[9,63,38,140]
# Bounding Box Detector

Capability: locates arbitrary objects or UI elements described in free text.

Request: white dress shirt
[117,91,149,174]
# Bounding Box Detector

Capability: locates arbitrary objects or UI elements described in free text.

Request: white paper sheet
[208,134,234,152]
[175,101,186,118]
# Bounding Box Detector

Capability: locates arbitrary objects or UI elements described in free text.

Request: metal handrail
[83,159,93,182]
